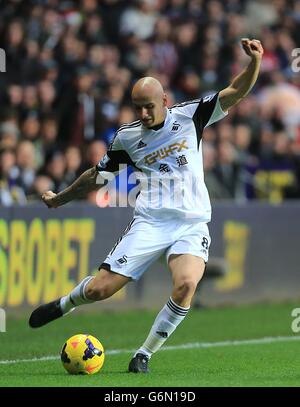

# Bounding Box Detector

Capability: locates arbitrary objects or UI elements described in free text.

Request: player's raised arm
[219,38,264,112]
[42,166,100,208]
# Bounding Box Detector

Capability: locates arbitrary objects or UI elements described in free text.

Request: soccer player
[29,39,263,373]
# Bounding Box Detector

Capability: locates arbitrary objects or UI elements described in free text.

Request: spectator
[58,65,102,147]
[64,146,83,185]
[16,141,37,196]
[30,173,54,201]
[0,122,20,150]
[44,150,67,193]
[0,148,26,206]
[203,142,231,200]
[120,0,159,40]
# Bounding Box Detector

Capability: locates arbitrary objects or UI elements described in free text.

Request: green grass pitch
[0,301,300,387]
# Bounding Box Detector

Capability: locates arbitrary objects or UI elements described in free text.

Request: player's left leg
[169,254,206,306]
[129,254,205,373]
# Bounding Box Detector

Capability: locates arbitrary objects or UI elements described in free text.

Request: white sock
[134,297,190,359]
[60,276,95,314]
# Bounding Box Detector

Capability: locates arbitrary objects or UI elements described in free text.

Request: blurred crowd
[1,0,300,206]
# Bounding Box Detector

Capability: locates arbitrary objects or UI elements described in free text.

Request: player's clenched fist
[42,190,58,208]
[241,38,264,59]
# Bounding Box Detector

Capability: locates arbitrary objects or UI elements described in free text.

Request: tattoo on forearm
[54,167,99,206]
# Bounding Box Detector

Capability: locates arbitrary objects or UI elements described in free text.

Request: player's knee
[85,280,112,301]
[173,279,198,301]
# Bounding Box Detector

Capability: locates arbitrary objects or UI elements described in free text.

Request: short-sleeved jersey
[96,93,227,221]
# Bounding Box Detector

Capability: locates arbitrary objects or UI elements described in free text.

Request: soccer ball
[60,334,105,375]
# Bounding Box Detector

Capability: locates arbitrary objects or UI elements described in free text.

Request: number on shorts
[201,237,209,250]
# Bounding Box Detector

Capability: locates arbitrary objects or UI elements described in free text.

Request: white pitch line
[1,335,300,365]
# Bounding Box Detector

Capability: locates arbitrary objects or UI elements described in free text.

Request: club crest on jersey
[144,139,188,165]
[171,121,181,132]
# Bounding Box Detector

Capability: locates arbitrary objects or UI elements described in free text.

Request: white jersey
[96,93,227,222]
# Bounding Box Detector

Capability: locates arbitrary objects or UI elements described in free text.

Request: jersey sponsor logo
[159,163,172,174]
[144,139,188,165]
[176,154,188,167]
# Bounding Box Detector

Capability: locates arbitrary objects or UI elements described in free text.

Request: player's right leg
[28,270,130,328]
